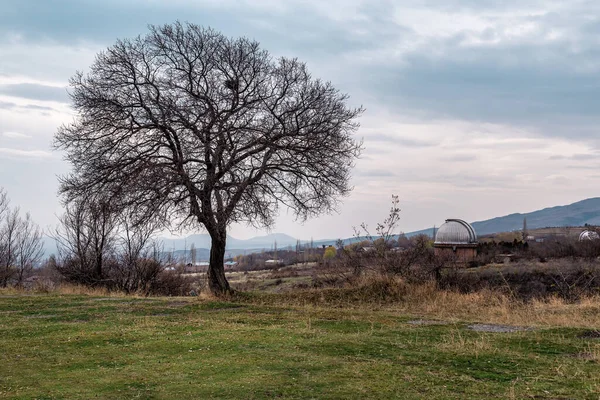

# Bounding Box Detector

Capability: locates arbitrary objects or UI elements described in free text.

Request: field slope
[0,294,599,399]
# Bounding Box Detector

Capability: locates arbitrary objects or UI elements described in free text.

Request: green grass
[0,294,599,399]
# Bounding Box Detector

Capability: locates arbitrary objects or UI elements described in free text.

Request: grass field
[1,292,599,399]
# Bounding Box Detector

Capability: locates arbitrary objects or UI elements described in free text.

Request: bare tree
[357,194,401,254]
[0,188,8,220]
[0,188,11,285]
[14,212,44,285]
[53,195,118,285]
[54,22,363,294]
[112,214,161,293]
[0,189,44,287]
[0,207,20,287]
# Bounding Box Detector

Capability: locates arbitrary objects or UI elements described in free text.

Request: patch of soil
[407,319,448,326]
[166,301,191,308]
[572,352,598,361]
[201,305,244,312]
[578,330,600,339]
[89,298,125,302]
[468,324,532,333]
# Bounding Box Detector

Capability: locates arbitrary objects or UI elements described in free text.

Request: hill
[471,197,600,235]
[160,233,298,252]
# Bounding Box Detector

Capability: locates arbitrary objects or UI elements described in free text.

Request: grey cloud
[362,148,394,157]
[0,0,404,57]
[331,5,600,142]
[370,5,600,139]
[3,0,600,144]
[366,133,436,147]
[429,173,515,188]
[439,154,478,162]
[417,0,555,11]
[0,100,56,113]
[0,101,16,110]
[265,2,600,143]
[361,169,515,188]
[22,104,55,112]
[565,164,600,170]
[550,153,600,161]
[2,132,31,139]
[368,50,600,133]
[0,147,52,158]
[571,153,600,161]
[0,83,69,103]
[355,169,397,178]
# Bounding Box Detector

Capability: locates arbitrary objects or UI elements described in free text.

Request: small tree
[52,195,118,285]
[355,194,401,256]
[0,189,44,287]
[0,207,20,287]
[0,189,8,220]
[323,246,336,261]
[111,214,161,293]
[14,212,44,285]
[54,22,363,295]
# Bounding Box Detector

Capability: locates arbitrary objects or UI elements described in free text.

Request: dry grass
[435,328,498,357]
[0,281,126,297]
[237,275,600,329]
[394,282,600,328]
[5,271,600,330]
[1,282,207,299]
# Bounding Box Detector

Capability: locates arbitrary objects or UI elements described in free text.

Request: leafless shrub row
[50,194,193,296]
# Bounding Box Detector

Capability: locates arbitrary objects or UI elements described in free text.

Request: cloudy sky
[1,0,600,240]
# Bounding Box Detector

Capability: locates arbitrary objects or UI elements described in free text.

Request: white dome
[579,230,600,241]
[434,219,478,245]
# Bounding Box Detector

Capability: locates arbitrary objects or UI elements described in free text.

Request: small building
[184,262,209,273]
[358,246,375,253]
[579,230,600,241]
[224,261,238,270]
[434,219,478,262]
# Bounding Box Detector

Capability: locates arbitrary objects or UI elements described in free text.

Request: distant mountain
[228,233,299,249]
[470,197,600,235]
[160,232,299,252]
[405,197,600,238]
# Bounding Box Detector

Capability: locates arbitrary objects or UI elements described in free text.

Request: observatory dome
[579,230,600,241]
[434,219,478,245]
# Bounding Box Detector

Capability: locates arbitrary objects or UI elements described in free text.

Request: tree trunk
[208,232,232,295]
[95,252,103,281]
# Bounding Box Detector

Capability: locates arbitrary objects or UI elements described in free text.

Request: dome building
[434,219,478,262]
[579,230,600,241]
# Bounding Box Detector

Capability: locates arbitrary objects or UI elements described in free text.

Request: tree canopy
[55,22,363,294]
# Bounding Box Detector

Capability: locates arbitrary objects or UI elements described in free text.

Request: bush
[436,259,600,302]
[147,270,195,296]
